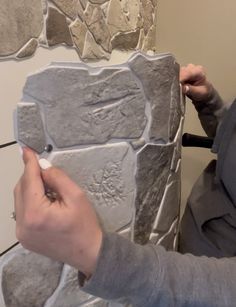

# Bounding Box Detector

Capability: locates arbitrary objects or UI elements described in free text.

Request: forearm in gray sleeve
[80,232,236,307]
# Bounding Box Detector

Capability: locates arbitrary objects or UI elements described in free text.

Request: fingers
[41,166,81,202]
[21,148,45,202]
[182,84,208,101]
[180,64,206,84]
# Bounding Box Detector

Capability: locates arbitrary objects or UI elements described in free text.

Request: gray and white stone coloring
[0,52,184,307]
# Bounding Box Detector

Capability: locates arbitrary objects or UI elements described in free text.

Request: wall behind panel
[156,0,236,209]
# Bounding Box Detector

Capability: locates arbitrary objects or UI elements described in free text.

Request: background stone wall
[0,52,184,307]
[0,0,157,61]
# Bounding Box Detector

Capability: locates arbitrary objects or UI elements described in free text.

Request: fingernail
[185,85,190,93]
[39,158,52,170]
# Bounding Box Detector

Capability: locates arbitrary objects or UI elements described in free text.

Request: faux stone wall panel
[22,65,147,147]
[50,143,135,231]
[129,54,179,142]
[1,248,63,307]
[134,143,174,244]
[0,0,157,60]
[3,52,184,307]
[17,103,46,153]
[0,0,43,57]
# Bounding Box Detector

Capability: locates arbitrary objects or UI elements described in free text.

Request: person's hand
[14,148,102,278]
[180,64,214,103]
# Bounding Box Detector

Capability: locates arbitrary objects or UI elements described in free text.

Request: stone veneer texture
[0,52,185,306]
[0,0,157,61]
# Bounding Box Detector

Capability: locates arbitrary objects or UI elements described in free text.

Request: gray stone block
[149,217,178,251]
[152,163,181,234]
[170,117,184,172]
[22,65,147,148]
[50,143,135,231]
[17,103,46,153]
[1,249,63,307]
[156,217,179,250]
[134,143,174,244]
[0,0,43,56]
[111,29,140,51]
[169,67,182,141]
[129,53,179,143]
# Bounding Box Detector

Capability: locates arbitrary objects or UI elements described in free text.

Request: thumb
[182,84,207,101]
[39,159,81,202]
[22,148,44,196]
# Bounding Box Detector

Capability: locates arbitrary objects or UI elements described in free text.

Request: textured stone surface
[149,217,178,250]
[22,65,147,148]
[46,7,73,46]
[16,38,38,59]
[169,69,181,141]
[10,52,184,306]
[152,163,181,235]
[51,143,135,231]
[85,4,111,52]
[111,29,140,51]
[90,0,109,4]
[140,0,154,35]
[107,0,141,37]
[51,0,80,20]
[129,53,179,142]
[70,19,88,55]
[87,300,109,306]
[82,30,109,60]
[0,0,157,60]
[17,103,46,153]
[157,218,179,250]
[1,249,62,307]
[171,118,184,172]
[48,265,93,307]
[0,0,43,56]
[134,143,174,244]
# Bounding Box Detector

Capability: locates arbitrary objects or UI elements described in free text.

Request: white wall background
[156,0,236,209]
[1,0,236,252]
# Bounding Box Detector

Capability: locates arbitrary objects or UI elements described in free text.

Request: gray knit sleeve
[192,89,227,137]
[80,232,236,307]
